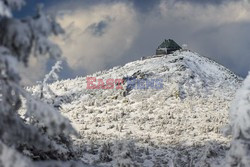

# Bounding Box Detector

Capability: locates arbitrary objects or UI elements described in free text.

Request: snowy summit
[1,0,250,166]
[27,50,242,166]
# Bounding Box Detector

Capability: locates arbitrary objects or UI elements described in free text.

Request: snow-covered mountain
[29,50,242,166]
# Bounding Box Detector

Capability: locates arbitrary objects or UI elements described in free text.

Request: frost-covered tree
[0,0,77,166]
[38,60,62,99]
[226,72,250,166]
[112,140,138,166]
[0,141,32,167]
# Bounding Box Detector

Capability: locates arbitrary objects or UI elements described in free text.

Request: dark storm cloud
[122,0,239,12]
[86,20,109,36]
[78,0,238,13]
[28,0,243,18]
[16,0,242,17]
[126,0,161,12]
[175,0,238,5]
[85,17,113,37]
[42,0,241,16]
[191,22,250,77]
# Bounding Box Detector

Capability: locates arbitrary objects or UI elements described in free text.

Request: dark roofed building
[156,39,182,55]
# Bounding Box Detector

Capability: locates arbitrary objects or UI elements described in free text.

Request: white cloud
[19,55,48,86]
[52,2,139,73]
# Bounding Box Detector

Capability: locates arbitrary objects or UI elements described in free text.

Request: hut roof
[157,39,182,50]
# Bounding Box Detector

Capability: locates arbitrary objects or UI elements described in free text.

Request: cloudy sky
[17,0,250,85]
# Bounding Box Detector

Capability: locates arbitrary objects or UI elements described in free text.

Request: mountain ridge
[28,50,242,166]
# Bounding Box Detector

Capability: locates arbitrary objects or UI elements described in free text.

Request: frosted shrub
[38,60,62,99]
[112,140,139,167]
[0,0,76,165]
[98,142,112,162]
[0,141,32,167]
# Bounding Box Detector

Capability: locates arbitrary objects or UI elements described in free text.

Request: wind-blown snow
[29,51,242,166]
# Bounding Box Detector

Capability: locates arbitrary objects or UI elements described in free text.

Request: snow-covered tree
[0,0,77,165]
[38,60,62,99]
[112,140,138,166]
[226,72,250,166]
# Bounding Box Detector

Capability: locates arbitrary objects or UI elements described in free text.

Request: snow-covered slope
[29,51,242,166]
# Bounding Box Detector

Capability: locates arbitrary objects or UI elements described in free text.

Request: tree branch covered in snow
[0,0,25,17]
[0,1,77,166]
[38,60,62,99]
[227,72,250,166]
[0,4,64,65]
[44,61,62,84]
[0,141,32,167]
